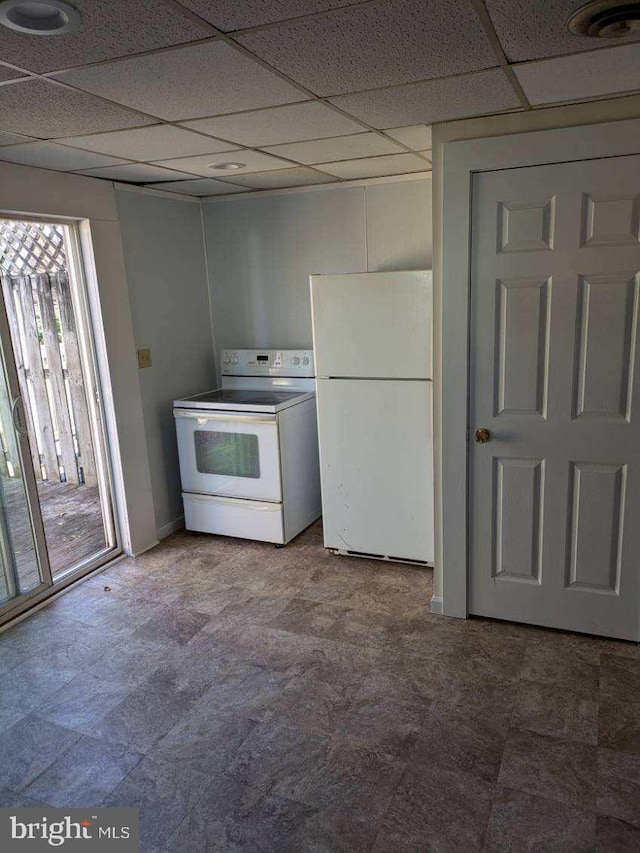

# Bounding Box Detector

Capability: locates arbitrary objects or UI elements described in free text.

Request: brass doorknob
[475,428,491,444]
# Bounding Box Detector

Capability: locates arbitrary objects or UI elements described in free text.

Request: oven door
[174,409,282,502]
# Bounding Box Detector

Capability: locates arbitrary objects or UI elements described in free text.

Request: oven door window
[194,430,261,479]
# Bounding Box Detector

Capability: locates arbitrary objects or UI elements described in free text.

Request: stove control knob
[222,352,230,364]
[231,353,239,365]
[302,356,310,366]
[291,356,300,365]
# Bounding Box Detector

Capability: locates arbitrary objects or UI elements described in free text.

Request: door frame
[439,116,640,618]
[0,213,125,624]
[0,162,157,561]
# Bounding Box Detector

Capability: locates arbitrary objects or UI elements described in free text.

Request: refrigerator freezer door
[316,378,434,562]
[310,271,432,379]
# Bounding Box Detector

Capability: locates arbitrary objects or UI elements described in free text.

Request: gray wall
[116,189,215,536]
[203,176,432,355]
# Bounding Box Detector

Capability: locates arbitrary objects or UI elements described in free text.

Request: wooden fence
[0,271,97,486]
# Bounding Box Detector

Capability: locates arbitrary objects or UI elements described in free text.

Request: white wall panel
[204,187,367,354]
[365,178,432,271]
[116,190,215,536]
[203,178,432,359]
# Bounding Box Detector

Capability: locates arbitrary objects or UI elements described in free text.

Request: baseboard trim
[156,516,185,541]
[429,595,443,615]
[132,539,160,557]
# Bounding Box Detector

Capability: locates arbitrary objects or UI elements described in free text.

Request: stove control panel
[221,349,315,377]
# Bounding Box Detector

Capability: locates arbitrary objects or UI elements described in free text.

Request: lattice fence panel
[0,220,67,277]
[0,220,97,487]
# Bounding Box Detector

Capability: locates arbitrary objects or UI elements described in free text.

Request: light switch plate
[137,348,152,369]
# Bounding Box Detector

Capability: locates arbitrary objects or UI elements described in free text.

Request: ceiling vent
[568,0,640,37]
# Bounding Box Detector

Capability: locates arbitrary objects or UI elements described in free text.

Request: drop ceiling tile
[57,124,239,161]
[330,69,521,128]
[236,0,497,96]
[181,101,365,146]
[145,179,250,196]
[0,131,34,147]
[485,0,640,63]
[0,142,126,171]
[219,167,336,189]
[178,0,364,31]
[0,66,26,82]
[153,149,293,177]
[514,43,640,105]
[262,132,404,164]
[317,153,428,179]
[55,42,307,121]
[385,125,432,150]
[0,79,153,138]
[75,163,195,183]
[0,0,213,74]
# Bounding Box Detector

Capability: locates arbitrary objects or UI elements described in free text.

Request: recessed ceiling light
[567,0,640,38]
[0,0,81,35]
[209,162,246,171]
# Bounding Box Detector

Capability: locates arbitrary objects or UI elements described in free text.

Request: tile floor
[0,520,639,851]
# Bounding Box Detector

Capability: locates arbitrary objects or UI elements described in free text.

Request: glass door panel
[1,218,119,589]
[0,295,51,615]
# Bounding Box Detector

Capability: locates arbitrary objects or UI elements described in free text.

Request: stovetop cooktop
[173,387,315,414]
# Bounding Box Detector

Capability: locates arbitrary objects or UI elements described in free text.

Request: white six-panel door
[470,154,640,641]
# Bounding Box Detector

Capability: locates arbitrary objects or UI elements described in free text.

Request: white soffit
[318,153,428,179]
[54,42,308,121]
[329,69,522,128]
[514,43,640,105]
[385,125,432,149]
[152,149,294,177]
[57,124,240,161]
[237,0,498,96]
[262,132,405,164]
[180,101,365,147]
[0,141,126,171]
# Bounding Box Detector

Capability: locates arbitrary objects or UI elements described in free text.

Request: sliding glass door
[0,217,120,624]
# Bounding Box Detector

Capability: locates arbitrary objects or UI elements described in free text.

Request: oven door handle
[173,409,277,425]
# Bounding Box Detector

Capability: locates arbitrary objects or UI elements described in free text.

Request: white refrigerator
[310,270,434,564]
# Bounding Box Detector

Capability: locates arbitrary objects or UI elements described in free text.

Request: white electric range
[174,349,321,544]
